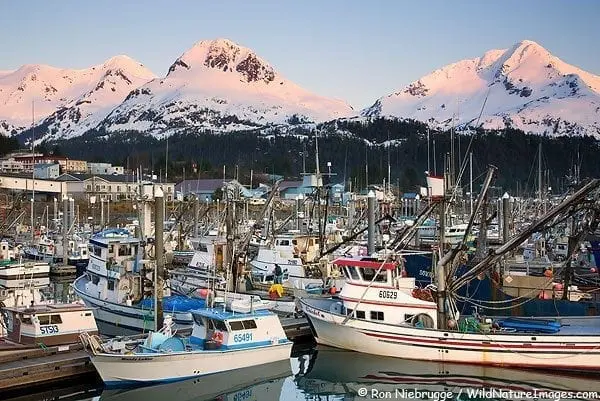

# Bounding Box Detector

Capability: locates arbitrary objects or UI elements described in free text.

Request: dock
[0,343,98,393]
[49,264,77,276]
[282,316,312,342]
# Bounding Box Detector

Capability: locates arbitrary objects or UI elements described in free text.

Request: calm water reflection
[8,345,600,401]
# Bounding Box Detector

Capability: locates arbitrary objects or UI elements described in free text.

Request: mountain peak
[363,39,600,137]
[167,38,276,83]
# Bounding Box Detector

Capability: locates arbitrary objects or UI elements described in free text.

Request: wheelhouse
[189,309,288,350]
[3,303,98,346]
[332,256,437,328]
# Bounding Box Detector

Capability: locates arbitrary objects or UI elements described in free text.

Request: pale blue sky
[1,0,598,108]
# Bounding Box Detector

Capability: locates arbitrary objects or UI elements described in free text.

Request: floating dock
[0,343,98,393]
[282,316,312,341]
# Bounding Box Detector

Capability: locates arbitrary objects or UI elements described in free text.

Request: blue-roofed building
[34,163,60,179]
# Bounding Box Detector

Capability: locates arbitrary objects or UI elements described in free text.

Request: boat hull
[91,342,293,387]
[73,276,193,334]
[300,297,600,372]
[0,262,50,280]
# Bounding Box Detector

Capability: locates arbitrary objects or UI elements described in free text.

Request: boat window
[51,315,62,324]
[292,239,297,245]
[370,311,384,321]
[356,311,365,319]
[197,243,208,252]
[279,240,290,246]
[118,246,129,256]
[108,245,114,255]
[193,314,205,326]
[404,314,414,323]
[20,315,32,324]
[38,315,50,325]
[229,321,244,331]
[346,308,353,316]
[210,319,227,331]
[362,268,375,281]
[85,312,92,317]
[107,280,115,291]
[93,246,102,257]
[242,320,257,329]
[345,266,360,280]
[373,271,388,282]
[91,274,100,285]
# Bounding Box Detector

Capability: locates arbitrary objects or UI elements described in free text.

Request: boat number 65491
[40,324,59,334]
[378,290,397,299]
[233,333,253,342]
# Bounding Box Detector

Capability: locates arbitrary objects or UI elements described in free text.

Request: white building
[58,173,175,202]
[0,158,24,173]
[87,163,124,175]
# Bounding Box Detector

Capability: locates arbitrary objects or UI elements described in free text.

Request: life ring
[211,331,224,345]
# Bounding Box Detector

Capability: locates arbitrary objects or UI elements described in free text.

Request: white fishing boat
[81,307,292,387]
[97,359,289,401]
[250,234,338,290]
[22,235,58,262]
[1,303,98,347]
[0,240,50,281]
[300,255,600,372]
[72,229,203,335]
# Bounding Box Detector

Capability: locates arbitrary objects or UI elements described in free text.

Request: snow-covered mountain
[363,40,600,137]
[0,57,156,138]
[97,38,354,136]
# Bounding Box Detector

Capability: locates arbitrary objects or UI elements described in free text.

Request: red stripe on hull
[363,331,600,350]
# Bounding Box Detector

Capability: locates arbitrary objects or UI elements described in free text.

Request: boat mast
[538,142,542,215]
[154,187,165,331]
[435,187,447,330]
[31,100,35,241]
[469,152,473,215]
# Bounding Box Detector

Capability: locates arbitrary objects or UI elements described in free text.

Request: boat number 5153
[40,325,59,334]
[378,290,397,299]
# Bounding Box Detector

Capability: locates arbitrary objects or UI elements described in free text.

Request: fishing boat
[300,177,600,373]
[1,303,98,348]
[22,235,58,262]
[0,240,50,281]
[300,255,600,372]
[97,359,289,401]
[72,228,204,335]
[80,307,293,387]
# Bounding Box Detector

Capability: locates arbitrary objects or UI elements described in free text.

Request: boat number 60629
[378,290,397,299]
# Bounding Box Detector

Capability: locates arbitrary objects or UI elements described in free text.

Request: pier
[0,343,97,393]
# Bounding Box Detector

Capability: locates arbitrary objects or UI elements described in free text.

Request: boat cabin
[333,257,438,329]
[188,309,288,351]
[3,303,98,346]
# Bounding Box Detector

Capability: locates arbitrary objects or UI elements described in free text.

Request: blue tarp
[137,296,206,312]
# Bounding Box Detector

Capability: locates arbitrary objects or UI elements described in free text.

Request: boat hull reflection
[295,346,600,400]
